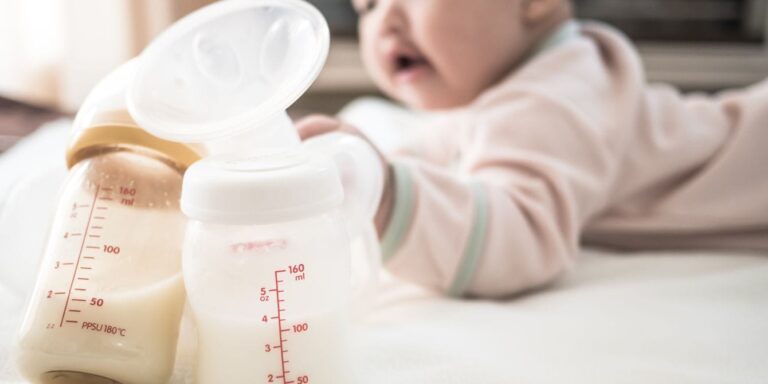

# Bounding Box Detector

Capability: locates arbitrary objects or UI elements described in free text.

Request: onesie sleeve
[381,94,621,298]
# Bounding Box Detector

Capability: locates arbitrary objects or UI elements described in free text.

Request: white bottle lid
[181,150,344,224]
[126,0,329,143]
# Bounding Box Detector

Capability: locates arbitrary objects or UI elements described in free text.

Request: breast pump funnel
[126,0,330,154]
[126,0,383,245]
[127,2,381,381]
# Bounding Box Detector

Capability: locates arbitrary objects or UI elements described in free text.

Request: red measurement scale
[57,185,104,327]
[267,265,310,384]
[51,184,132,330]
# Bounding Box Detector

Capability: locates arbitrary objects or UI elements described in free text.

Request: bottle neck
[201,111,300,157]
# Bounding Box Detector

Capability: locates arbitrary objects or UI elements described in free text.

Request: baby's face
[353,0,531,110]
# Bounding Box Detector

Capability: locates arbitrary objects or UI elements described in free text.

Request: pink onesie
[380,21,768,298]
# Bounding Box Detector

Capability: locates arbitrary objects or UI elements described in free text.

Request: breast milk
[182,213,353,384]
[194,308,349,384]
[15,173,187,384]
[16,274,185,384]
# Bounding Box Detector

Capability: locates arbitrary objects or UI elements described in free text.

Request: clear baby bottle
[15,61,201,384]
[124,1,383,382]
[181,147,376,384]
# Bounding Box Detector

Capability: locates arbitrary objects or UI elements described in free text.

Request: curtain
[0,0,215,112]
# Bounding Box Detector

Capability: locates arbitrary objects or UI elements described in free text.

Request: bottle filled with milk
[124,1,383,382]
[180,147,380,384]
[15,61,201,384]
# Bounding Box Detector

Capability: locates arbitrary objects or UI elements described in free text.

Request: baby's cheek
[358,35,385,81]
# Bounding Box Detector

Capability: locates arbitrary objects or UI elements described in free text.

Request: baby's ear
[522,0,566,26]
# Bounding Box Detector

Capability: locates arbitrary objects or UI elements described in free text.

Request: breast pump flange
[126,1,382,383]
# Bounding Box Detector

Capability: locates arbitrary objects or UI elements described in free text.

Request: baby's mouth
[396,54,427,71]
[393,53,430,81]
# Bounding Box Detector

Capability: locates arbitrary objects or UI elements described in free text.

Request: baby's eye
[353,0,377,16]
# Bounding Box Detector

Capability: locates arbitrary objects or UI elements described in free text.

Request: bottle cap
[181,151,344,224]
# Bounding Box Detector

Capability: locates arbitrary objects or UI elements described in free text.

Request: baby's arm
[298,95,619,298]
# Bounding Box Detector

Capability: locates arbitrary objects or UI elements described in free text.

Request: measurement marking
[65,320,78,324]
[79,266,92,270]
[88,234,101,238]
[54,292,65,295]
[84,256,95,260]
[271,316,280,320]
[74,288,86,291]
[274,269,290,384]
[71,299,86,302]
[86,246,99,249]
[78,204,89,208]
[77,277,90,281]
[69,233,82,237]
[96,206,108,210]
[93,216,106,220]
[98,197,113,201]
[101,188,113,191]
[91,226,103,229]
[68,309,81,313]
[63,262,74,266]
[60,185,100,327]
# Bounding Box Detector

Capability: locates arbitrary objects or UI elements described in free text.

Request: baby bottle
[125,1,382,382]
[15,61,201,384]
[180,143,379,384]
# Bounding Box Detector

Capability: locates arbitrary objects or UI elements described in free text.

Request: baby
[297,0,768,298]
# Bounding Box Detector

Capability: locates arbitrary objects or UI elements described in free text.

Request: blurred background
[1,0,767,152]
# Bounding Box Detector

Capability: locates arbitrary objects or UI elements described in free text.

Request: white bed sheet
[1,104,767,383]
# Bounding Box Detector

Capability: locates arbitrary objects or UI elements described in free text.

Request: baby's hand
[296,115,394,236]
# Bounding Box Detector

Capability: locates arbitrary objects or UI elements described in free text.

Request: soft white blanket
[1,103,766,383]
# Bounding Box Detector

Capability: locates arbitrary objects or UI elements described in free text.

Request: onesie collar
[529,20,580,59]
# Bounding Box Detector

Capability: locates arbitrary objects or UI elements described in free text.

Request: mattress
[1,103,766,383]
